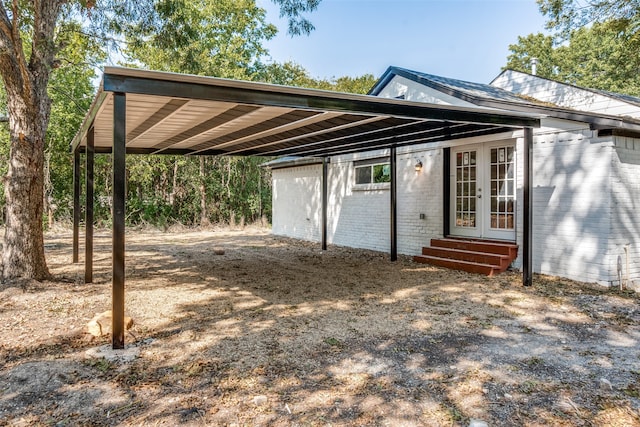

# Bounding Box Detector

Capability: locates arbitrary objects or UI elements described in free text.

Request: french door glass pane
[455,150,477,228]
[489,146,515,230]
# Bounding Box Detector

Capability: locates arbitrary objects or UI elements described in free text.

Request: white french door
[450,142,516,241]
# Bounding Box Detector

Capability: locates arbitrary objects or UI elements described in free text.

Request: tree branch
[0,4,15,49]
[11,0,32,97]
[0,4,29,102]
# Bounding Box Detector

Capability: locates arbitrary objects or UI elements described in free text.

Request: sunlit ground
[0,226,638,426]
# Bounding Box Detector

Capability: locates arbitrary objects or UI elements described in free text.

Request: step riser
[414,255,498,276]
[421,247,509,268]
[416,238,519,276]
[431,239,517,257]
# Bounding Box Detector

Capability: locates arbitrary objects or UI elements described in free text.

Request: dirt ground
[0,227,639,426]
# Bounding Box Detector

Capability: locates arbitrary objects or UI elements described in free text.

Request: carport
[70,67,540,349]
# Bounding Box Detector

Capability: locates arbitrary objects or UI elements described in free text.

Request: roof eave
[70,87,109,153]
[100,67,541,128]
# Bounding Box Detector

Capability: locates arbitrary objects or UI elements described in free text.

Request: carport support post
[523,127,533,286]
[85,127,94,283]
[322,157,328,251]
[72,150,80,264]
[113,92,126,349]
[390,146,397,261]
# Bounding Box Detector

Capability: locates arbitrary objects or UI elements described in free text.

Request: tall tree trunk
[0,0,63,280]
[2,96,50,280]
[199,156,210,226]
[169,160,179,206]
[44,151,54,229]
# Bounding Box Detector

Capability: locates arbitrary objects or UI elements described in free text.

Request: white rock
[468,420,488,427]
[555,399,575,414]
[599,378,613,391]
[504,393,513,400]
[253,395,268,406]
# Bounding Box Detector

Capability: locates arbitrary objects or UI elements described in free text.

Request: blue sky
[258,0,547,84]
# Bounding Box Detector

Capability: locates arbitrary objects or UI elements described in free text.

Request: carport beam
[112,92,126,349]
[390,146,397,261]
[523,127,533,286]
[322,157,328,251]
[85,127,94,283]
[72,150,80,263]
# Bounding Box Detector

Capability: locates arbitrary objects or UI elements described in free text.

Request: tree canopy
[537,0,640,36]
[0,0,320,280]
[505,21,640,95]
[505,1,640,95]
[0,0,377,280]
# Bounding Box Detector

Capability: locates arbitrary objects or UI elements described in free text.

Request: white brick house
[267,67,640,286]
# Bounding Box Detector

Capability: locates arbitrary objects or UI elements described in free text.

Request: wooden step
[431,238,518,258]
[413,255,500,276]
[414,237,518,276]
[421,246,511,269]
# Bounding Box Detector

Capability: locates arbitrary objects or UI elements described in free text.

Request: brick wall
[610,137,640,287]
[271,164,322,242]
[271,126,638,286]
[271,145,444,254]
[526,126,614,284]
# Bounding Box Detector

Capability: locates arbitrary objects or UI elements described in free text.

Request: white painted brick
[272,165,322,242]
[271,129,640,286]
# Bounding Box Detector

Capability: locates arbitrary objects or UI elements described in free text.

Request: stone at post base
[85,310,134,337]
[85,344,140,363]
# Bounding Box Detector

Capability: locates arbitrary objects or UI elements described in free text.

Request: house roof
[369,66,532,105]
[71,67,542,158]
[371,66,640,134]
[491,69,640,109]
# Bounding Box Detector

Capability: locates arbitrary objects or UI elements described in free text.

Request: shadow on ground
[1,228,639,426]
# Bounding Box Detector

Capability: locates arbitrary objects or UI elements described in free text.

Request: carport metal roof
[71,67,540,157]
[71,67,541,350]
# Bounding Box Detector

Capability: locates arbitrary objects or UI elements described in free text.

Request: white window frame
[353,159,391,190]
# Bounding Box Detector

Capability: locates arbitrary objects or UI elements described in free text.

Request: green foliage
[114,155,272,227]
[0,20,104,226]
[270,0,320,36]
[254,61,377,94]
[45,22,106,223]
[122,0,277,79]
[537,0,640,37]
[0,0,378,230]
[505,21,640,96]
[113,2,374,228]
[504,33,556,78]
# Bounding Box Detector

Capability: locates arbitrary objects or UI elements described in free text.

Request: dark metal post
[390,146,397,261]
[442,147,451,237]
[85,128,94,283]
[72,150,81,263]
[113,93,126,349]
[523,127,533,286]
[322,157,328,251]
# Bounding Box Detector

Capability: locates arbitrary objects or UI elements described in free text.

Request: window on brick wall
[354,160,391,185]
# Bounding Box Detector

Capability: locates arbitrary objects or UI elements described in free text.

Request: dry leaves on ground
[0,227,639,426]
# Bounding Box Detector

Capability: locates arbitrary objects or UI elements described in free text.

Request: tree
[537,0,640,36]
[255,61,377,93]
[0,0,319,281]
[533,0,640,93]
[119,4,374,230]
[505,21,640,95]
[504,33,557,78]
[123,0,277,79]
